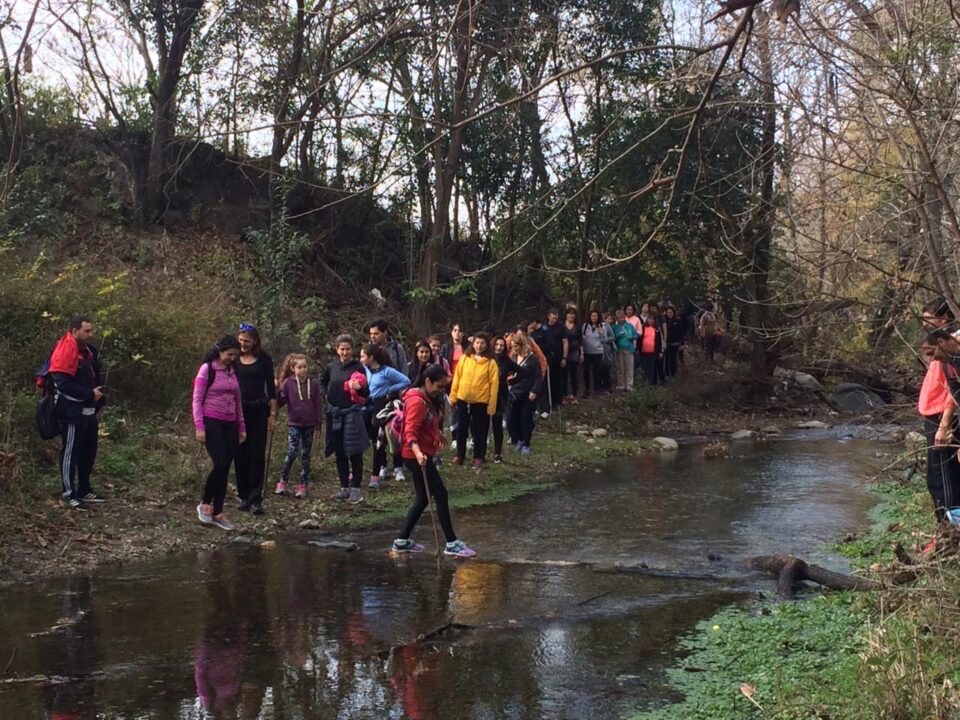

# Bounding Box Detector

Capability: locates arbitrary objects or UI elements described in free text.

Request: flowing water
[0,437,881,720]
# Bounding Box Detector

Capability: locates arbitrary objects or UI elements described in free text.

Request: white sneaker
[540,411,550,419]
[394,467,406,482]
[379,467,391,481]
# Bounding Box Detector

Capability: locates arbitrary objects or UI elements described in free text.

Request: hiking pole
[423,467,442,562]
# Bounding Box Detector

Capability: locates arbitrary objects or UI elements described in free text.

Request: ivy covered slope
[632,475,960,720]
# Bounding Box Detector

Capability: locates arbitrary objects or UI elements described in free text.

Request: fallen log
[748,554,882,599]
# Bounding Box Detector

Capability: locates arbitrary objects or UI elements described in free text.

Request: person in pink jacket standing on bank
[193,335,247,531]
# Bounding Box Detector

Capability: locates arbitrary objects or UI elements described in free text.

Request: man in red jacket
[49,316,105,508]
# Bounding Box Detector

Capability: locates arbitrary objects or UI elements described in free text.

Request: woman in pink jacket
[193,335,247,530]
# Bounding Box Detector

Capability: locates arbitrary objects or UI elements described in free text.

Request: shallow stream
[0,436,880,719]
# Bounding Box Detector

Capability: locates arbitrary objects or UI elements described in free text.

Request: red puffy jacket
[400,388,444,460]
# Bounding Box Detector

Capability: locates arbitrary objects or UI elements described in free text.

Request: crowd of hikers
[42,301,726,559]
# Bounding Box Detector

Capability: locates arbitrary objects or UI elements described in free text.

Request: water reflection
[0,439,879,720]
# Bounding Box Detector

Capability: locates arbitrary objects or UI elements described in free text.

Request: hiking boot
[80,491,106,503]
[295,483,307,498]
[444,539,477,558]
[494,454,503,464]
[392,538,425,554]
[368,475,381,490]
[250,503,264,516]
[394,467,406,482]
[275,481,288,495]
[332,487,350,501]
[196,503,213,525]
[211,513,235,531]
[347,488,363,505]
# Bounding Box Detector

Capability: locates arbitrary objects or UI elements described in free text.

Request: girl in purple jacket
[275,353,323,498]
[193,335,246,531]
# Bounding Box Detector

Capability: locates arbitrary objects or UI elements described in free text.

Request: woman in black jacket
[491,336,514,463]
[507,334,543,455]
[235,323,277,515]
[321,334,370,504]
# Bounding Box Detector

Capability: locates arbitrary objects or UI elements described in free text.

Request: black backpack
[35,352,60,440]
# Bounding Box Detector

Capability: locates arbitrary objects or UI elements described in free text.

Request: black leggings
[492,411,505,456]
[455,402,490,461]
[639,353,659,385]
[235,411,267,504]
[335,452,363,489]
[363,406,388,477]
[507,394,537,446]
[664,344,680,377]
[564,360,580,397]
[399,458,456,543]
[924,415,960,522]
[202,417,239,515]
[583,353,603,397]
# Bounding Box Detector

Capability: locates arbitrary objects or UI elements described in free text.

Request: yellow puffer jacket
[449,354,499,416]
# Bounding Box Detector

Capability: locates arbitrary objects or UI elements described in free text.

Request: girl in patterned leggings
[275,354,323,498]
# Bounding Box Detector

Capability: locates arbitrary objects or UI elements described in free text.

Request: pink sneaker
[443,540,476,558]
[275,481,288,495]
[295,483,307,498]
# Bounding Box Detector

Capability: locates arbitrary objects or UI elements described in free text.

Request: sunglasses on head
[239,322,256,333]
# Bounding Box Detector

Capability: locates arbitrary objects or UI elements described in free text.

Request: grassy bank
[632,468,960,720]
[0,405,648,583]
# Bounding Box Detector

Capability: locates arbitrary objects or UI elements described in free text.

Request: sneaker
[946,508,960,526]
[197,503,213,524]
[434,456,443,467]
[452,455,464,465]
[521,445,532,456]
[237,500,251,512]
[494,454,503,464]
[369,475,380,490]
[250,503,264,516]
[512,441,524,452]
[295,483,307,498]
[540,411,550,419]
[68,498,88,510]
[332,487,350,501]
[392,538,426,554]
[444,539,477,558]
[347,487,363,505]
[378,467,391,481]
[80,492,106,503]
[472,459,483,471]
[211,513,235,531]
[275,481,288,495]
[394,467,406,482]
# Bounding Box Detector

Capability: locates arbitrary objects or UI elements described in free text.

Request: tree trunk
[144,0,204,224]
[749,554,882,598]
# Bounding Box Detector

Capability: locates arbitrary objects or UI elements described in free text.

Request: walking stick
[423,467,443,562]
